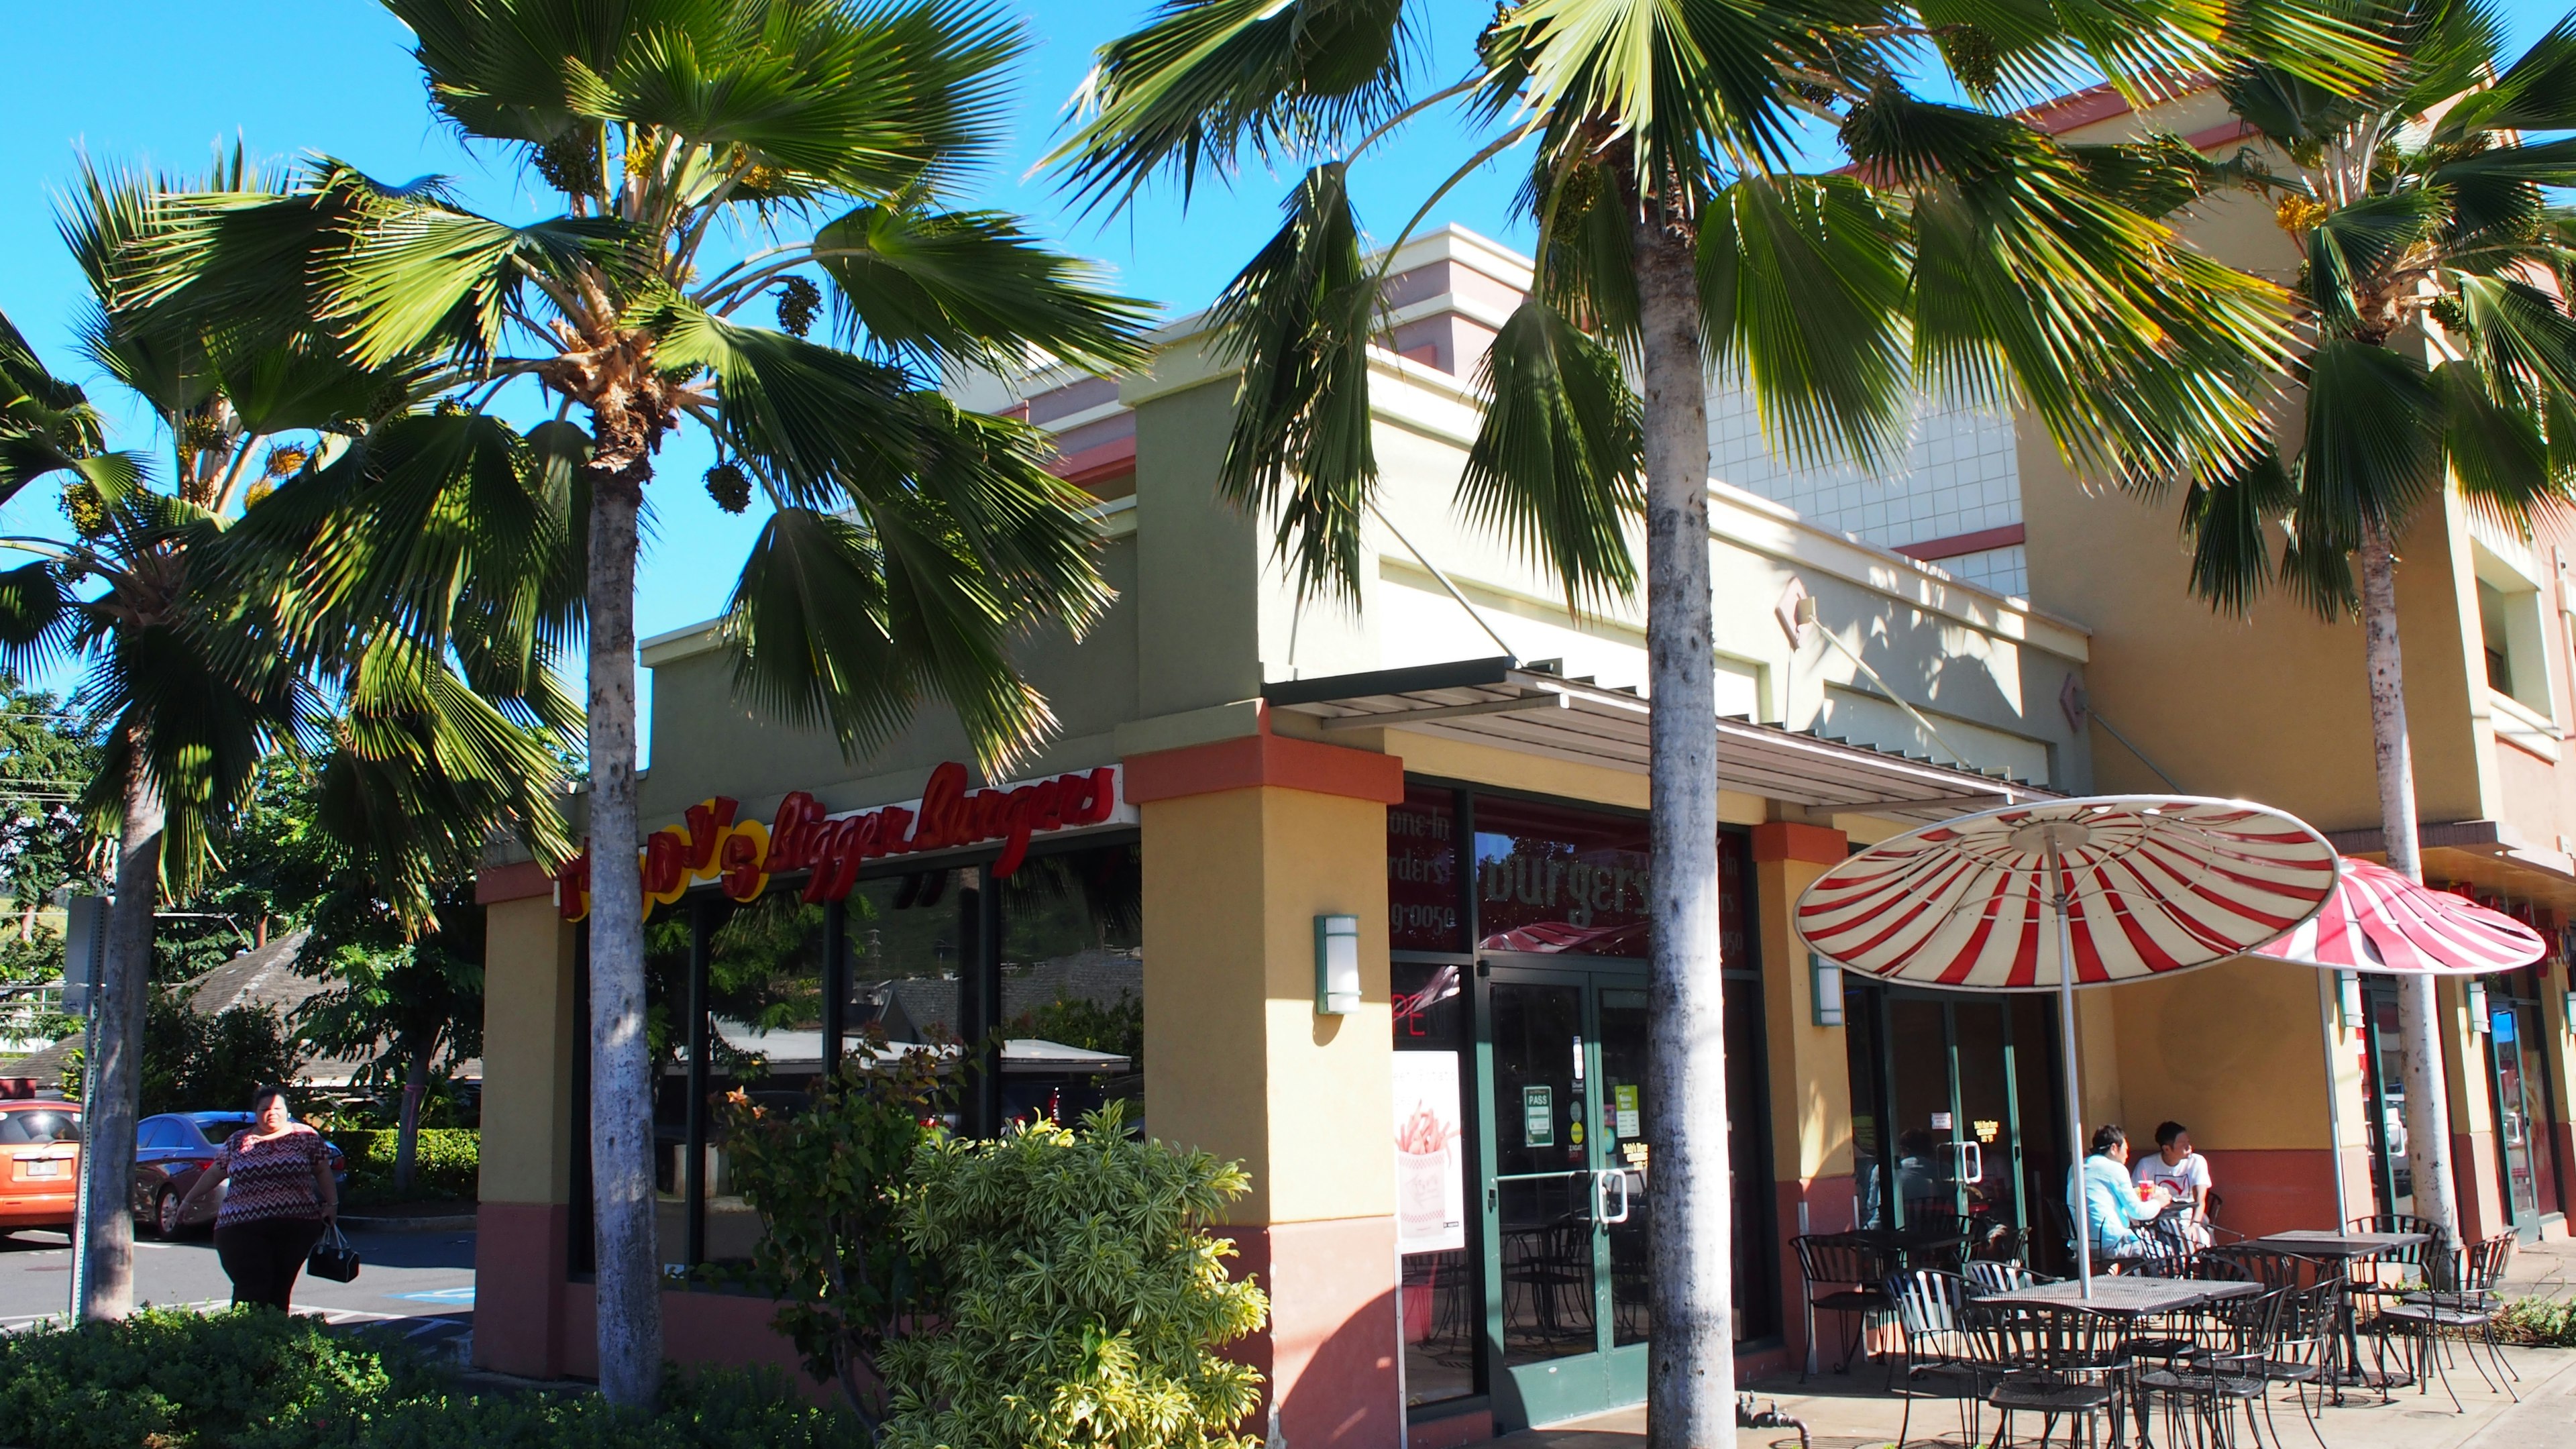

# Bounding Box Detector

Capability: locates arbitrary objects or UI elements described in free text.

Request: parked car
[0,1099,80,1237]
[129,1112,347,1239]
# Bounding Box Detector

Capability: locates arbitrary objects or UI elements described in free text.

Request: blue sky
[0,1,2566,761]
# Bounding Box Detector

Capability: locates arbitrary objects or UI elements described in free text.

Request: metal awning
[1265,657,2056,824]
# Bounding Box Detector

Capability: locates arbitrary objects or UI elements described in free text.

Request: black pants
[213,1218,325,1310]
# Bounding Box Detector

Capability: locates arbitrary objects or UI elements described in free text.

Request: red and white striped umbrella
[1798,797,2341,988]
[1794,795,2338,1292]
[2254,857,2544,975]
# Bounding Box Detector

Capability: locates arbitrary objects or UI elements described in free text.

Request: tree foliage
[713,1035,954,1430]
[1051,0,2392,612]
[878,1104,1268,1449]
[2139,0,2576,614]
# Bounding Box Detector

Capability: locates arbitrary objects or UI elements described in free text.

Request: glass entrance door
[2487,1000,2546,1237]
[1864,991,2029,1252]
[1482,969,1648,1425]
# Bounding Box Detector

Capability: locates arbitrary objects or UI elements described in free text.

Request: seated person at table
[2070,1123,2169,1265]
[2132,1120,2214,1247]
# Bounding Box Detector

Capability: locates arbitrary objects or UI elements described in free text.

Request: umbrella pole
[2049,835,2092,1297]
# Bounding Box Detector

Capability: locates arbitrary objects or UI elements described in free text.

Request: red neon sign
[553,761,1120,922]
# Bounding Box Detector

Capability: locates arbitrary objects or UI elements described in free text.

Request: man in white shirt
[2133,1120,2214,1246]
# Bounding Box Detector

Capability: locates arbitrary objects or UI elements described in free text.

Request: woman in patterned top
[176,1085,337,1309]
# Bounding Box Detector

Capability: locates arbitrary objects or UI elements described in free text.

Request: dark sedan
[130,1112,347,1238]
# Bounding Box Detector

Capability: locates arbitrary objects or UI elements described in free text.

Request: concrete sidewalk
[1493,1346,2575,1449]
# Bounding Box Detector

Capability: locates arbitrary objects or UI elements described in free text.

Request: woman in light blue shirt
[2070,1123,2170,1262]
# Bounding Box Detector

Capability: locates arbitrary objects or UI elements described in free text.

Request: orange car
[0,1099,81,1235]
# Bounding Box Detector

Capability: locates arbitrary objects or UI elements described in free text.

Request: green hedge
[331,1128,478,1205]
[0,1309,861,1449]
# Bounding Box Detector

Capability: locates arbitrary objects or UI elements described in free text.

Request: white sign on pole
[1392,1051,1464,1254]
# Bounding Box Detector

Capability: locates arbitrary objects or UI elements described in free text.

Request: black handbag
[307,1222,360,1283]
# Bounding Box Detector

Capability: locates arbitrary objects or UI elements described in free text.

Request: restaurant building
[467,95,2576,1440]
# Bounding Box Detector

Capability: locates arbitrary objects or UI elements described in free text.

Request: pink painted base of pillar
[1224,1216,1403,1449]
[1774,1175,1857,1368]
[474,1201,570,1379]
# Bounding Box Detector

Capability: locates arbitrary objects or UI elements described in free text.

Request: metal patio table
[1976,1278,2263,1449]
[2252,1230,2428,1397]
[1978,1276,2263,1316]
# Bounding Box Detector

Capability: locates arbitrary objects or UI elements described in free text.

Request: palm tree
[1055,2,2385,1440]
[0,154,575,1320]
[122,0,1150,1403]
[2147,0,2576,1249]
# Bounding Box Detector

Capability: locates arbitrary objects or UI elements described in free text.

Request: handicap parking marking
[388,1285,476,1305]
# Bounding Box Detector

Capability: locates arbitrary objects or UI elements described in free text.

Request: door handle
[1956,1140,1982,1187]
[1595,1169,1631,1225]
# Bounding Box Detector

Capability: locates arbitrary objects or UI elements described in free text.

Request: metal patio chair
[2137,1284,2290,1449]
[1887,1269,1990,1449]
[2374,1232,2520,1410]
[1793,1232,1895,1380]
[1968,1301,2127,1449]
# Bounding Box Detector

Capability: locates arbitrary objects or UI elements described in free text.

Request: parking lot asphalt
[0,1223,478,1359]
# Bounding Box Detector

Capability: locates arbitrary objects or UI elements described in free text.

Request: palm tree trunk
[1633,205,1736,1449]
[78,753,162,1321]
[584,436,662,1407]
[394,1038,428,1196]
[2356,522,2461,1248]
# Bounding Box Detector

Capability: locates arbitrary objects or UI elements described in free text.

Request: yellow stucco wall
[1758,854,1854,1183]
[2104,959,2335,1152]
[480,897,577,1205]
[1139,786,1395,1225]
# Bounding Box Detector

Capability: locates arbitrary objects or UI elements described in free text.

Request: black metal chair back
[1963,1259,2043,1297]
[1890,1269,1976,1359]
[2464,1230,2515,1297]
[1794,1232,1889,1299]
[2345,1212,2447,1290]
[1967,1301,2119,1382]
[2199,1243,2320,1290]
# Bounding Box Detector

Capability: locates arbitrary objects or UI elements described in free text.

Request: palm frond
[1205,162,1379,600]
[724,503,1055,771]
[2297,335,2445,543]
[650,296,924,510]
[1049,0,1411,213]
[1697,174,1911,472]
[2178,445,2294,615]
[806,203,1153,374]
[1458,299,1641,613]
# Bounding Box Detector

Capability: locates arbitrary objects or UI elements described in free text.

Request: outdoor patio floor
[1494,1243,2576,1449]
[1497,1346,2572,1449]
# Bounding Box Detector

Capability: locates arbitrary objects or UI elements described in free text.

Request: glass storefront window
[847,869,967,1049]
[1389,786,1462,953]
[1393,962,1474,1409]
[699,894,834,1265]
[582,834,1140,1277]
[997,842,1144,1127]
[1473,795,1650,957]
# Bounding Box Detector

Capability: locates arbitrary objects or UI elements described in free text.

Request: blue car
[129,1112,348,1239]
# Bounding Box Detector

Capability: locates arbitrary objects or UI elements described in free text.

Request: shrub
[0,1307,862,1449]
[714,1038,951,1429]
[331,1128,479,1204]
[876,1103,1269,1449]
[0,1307,437,1449]
[2495,1295,2576,1347]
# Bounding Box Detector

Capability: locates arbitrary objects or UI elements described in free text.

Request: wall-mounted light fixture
[2338,971,2363,1032]
[1314,914,1360,1016]
[2467,978,2490,1034]
[1811,953,1845,1028]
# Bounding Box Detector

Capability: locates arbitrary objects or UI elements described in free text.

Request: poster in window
[1393,1051,1465,1254]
